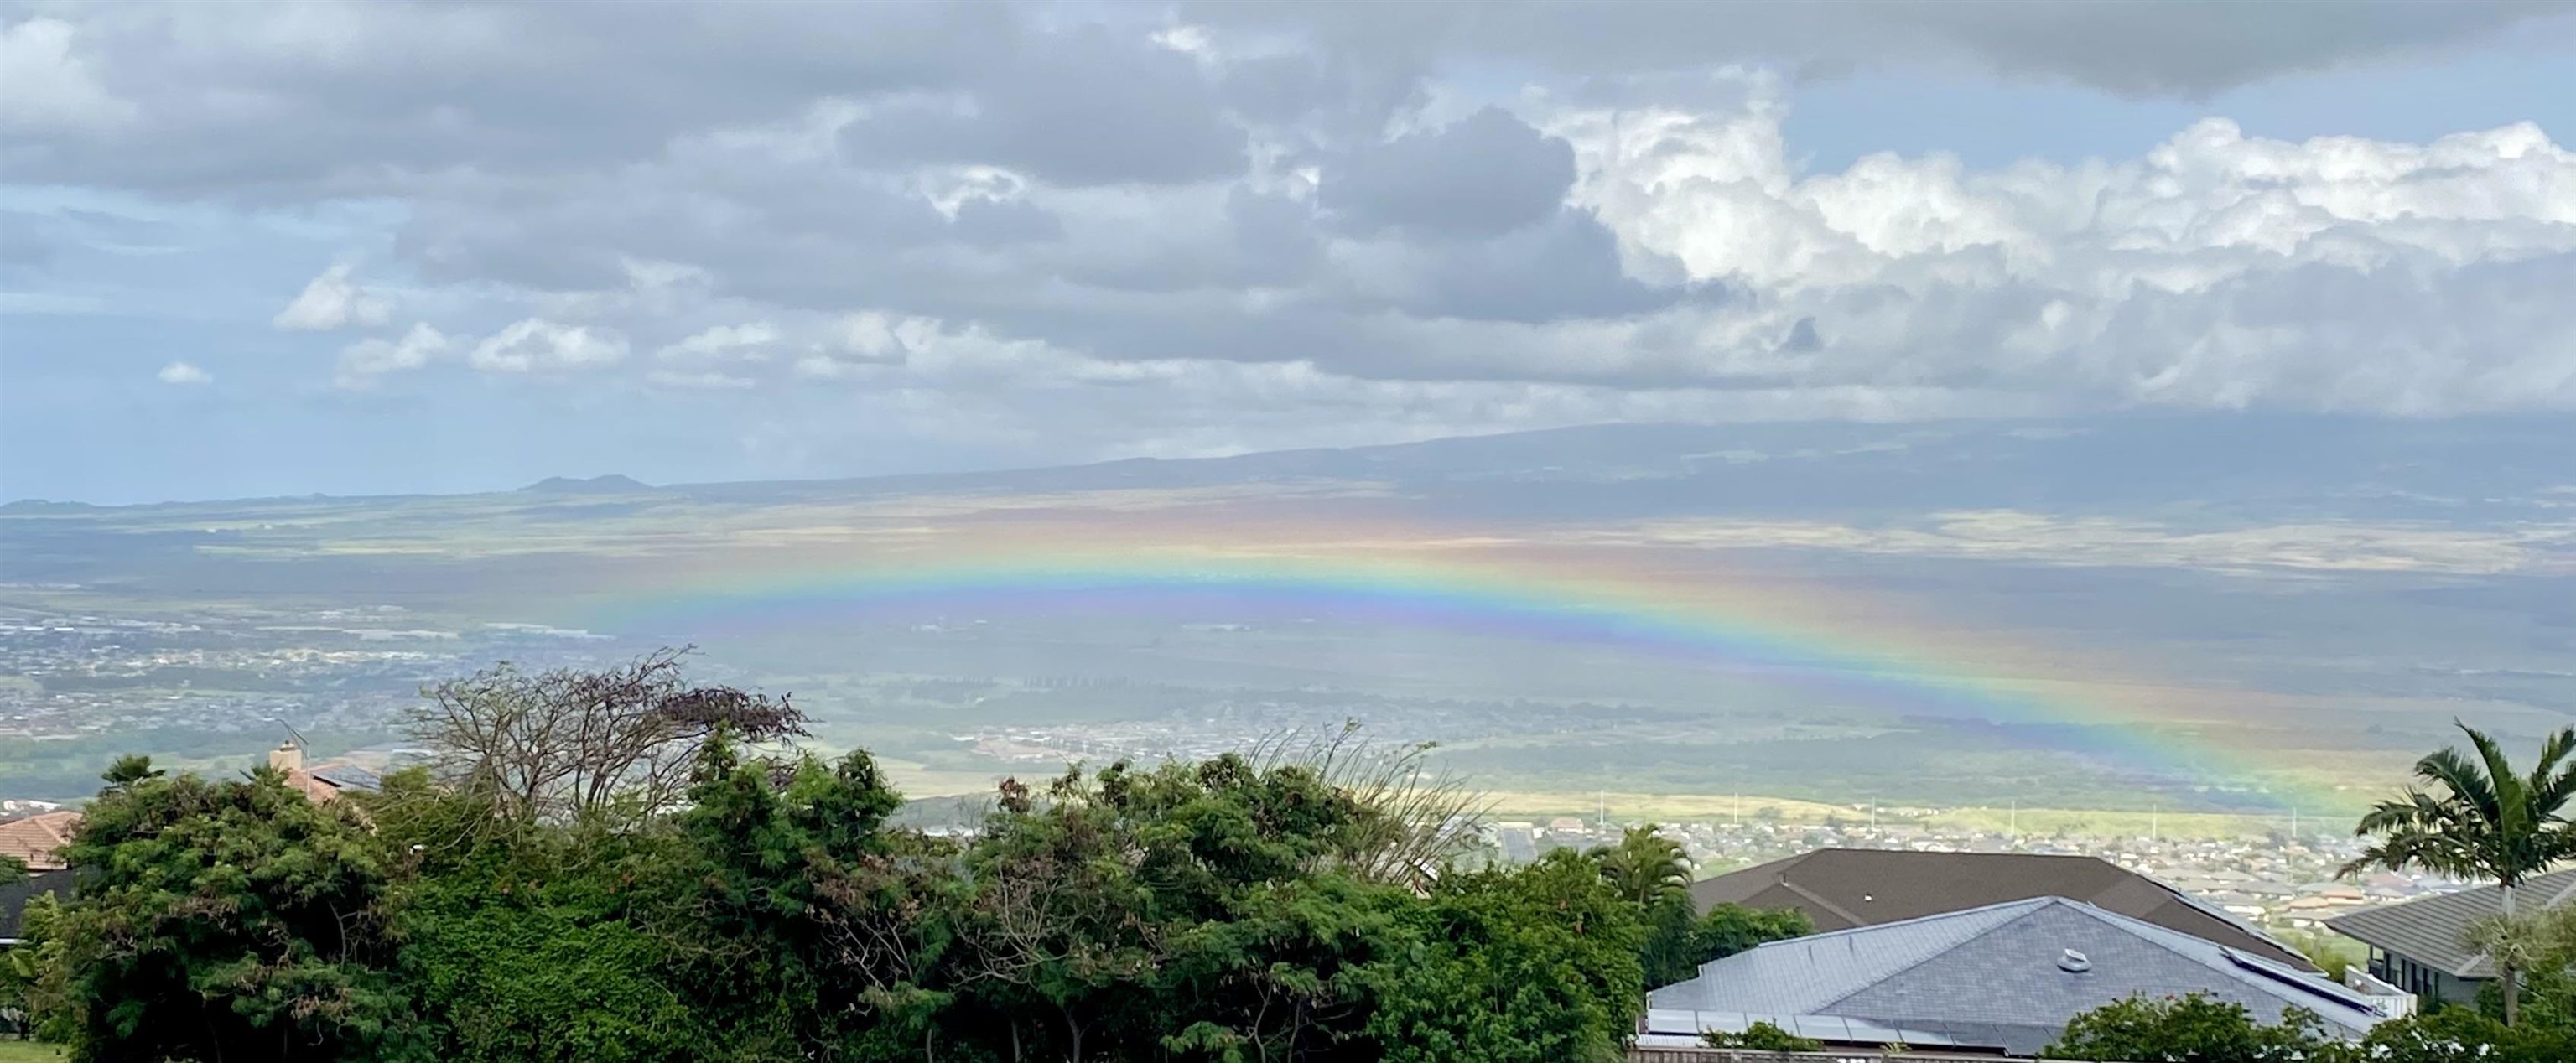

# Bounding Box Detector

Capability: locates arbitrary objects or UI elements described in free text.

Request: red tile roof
[0,811,83,870]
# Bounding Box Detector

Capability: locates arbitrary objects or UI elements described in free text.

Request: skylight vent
[2057,949,2093,973]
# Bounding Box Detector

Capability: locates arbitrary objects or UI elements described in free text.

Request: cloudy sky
[3,0,2573,503]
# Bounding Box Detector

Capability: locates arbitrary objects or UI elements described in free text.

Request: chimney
[268,741,304,773]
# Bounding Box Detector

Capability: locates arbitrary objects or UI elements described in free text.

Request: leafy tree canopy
[15,654,1658,1063]
[39,762,420,1063]
[2045,993,2345,1063]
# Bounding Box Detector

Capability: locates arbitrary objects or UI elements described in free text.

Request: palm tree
[1590,823,1692,907]
[2341,721,2576,1025]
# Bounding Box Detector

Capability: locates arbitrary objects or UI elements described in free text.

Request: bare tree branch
[404,646,808,827]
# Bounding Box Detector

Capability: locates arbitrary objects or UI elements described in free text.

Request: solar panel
[1789,1015,1850,1041]
[2223,947,2381,1015]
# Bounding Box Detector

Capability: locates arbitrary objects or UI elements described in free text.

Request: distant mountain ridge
[8,415,2574,522]
[519,474,656,495]
[653,415,2576,526]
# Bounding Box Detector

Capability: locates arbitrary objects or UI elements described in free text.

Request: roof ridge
[2057,894,2239,954]
[1750,894,2057,952]
[1813,846,2101,863]
[1774,875,1867,926]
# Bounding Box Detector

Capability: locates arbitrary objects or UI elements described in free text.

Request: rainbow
[555,514,2324,810]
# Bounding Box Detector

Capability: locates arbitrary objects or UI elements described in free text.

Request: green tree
[2464,902,2576,1031]
[1701,1021,1823,1051]
[371,766,707,1063]
[1690,905,1809,971]
[3,891,71,1044]
[40,760,420,1063]
[2270,926,2370,981]
[1363,850,1646,1063]
[2359,1007,2576,1063]
[933,754,1649,1063]
[668,734,933,1060]
[2343,721,2576,1025]
[34,651,1701,1063]
[2044,993,2349,1062]
[0,854,41,1040]
[1636,896,1701,988]
[1588,823,1706,990]
[397,885,703,1063]
[1638,900,1811,988]
[1586,825,1689,907]
[946,755,1391,1061]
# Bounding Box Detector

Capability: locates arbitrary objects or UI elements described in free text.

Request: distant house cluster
[1641,848,2423,1057]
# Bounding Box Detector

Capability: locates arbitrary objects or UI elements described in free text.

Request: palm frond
[2529,727,2576,782]
[2470,723,2542,853]
[2419,744,2502,825]
[2352,724,2576,887]
[2353,790,2454,835]
[2527,727,2576,822]
[2342,827,2483,881]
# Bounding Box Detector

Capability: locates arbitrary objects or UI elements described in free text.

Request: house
[0,810,82,871]
[1690,847,2317,972]
[1644,896,2387,1057]
[265,742,383,803]
[0,746,375,874]
[2325,867,2576,1005]
[0,812,81,949]
[0,747,382,953]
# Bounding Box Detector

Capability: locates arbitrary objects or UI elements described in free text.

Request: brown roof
[0,811,83,871]
[1690,847,2317,972]
[2326,868,2576,979]
[283,767,343,803]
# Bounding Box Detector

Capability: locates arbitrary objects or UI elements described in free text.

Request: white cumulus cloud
[469,319,629,373]
[646,368,758,390]
[156,360,210,386]
[1542,79,2576,414]
[657,322,781,361]
[335,323,449,389]
[272,263,394,332]
[836,312,913,360]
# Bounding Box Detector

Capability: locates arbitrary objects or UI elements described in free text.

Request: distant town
[0,605,615,744]
[1494,818,2418,935]
[2,602,2461,941]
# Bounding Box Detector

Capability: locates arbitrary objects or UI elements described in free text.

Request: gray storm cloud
[3,0,2573,467]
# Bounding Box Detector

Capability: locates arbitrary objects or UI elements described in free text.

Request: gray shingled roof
[2327,868,2576,978]
[1649,896,2386,1056]
[1690,847,2316,971]
[308,763,382,792]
